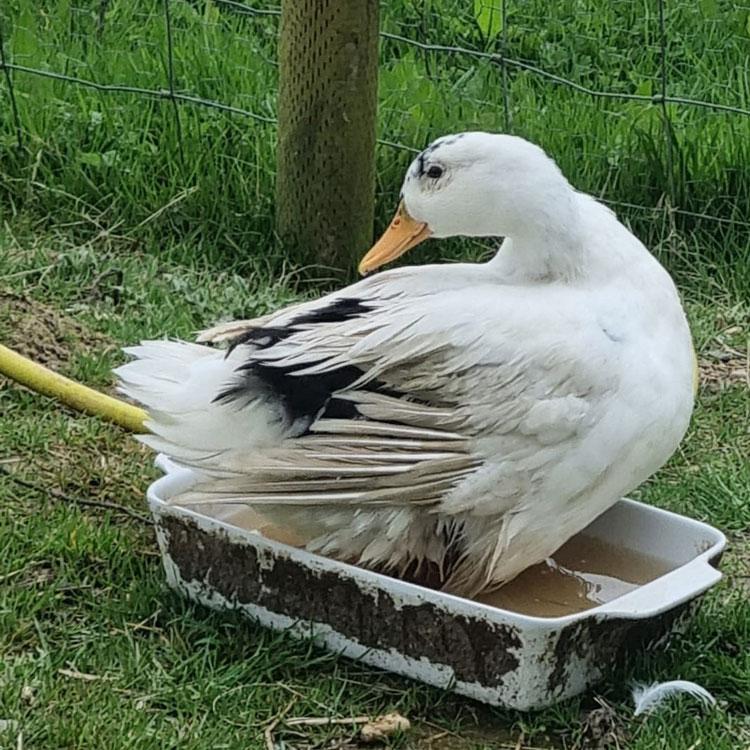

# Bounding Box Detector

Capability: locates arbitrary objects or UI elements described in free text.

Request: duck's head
[359,132,574,275]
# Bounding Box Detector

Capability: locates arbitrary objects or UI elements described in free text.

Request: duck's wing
[181,269,483,509]
[177,266,613,520]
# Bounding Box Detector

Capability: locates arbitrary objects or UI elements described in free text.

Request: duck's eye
[426,165,443,179]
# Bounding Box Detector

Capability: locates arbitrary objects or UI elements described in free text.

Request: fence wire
[1,0,749,236]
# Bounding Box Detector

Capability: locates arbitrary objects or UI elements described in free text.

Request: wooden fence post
[276,0,379,272]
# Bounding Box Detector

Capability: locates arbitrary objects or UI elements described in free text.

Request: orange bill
[358,202,431,275]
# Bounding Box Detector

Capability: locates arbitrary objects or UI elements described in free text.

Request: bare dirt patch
[0,290,114,371]
[699,347,749,391]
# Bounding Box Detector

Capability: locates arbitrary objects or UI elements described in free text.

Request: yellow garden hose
[0,344,147,433]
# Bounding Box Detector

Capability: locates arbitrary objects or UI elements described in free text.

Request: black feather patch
[239,360,364,429]
[288,297,371,326]
[225,297,372,356]
[215,297,378,430]
[321,397,360,420]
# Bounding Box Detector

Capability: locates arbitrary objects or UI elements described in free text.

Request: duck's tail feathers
[114,339,283,466]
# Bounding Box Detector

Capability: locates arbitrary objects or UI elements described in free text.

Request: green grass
[1,225,749,749]
[1,0,750,284]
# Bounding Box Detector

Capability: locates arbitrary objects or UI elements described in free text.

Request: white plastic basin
[148,456,726,710]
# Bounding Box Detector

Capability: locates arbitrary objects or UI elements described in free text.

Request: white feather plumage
[115,133,696,597]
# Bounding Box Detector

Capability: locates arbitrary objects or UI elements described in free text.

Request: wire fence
[1,0,749,248]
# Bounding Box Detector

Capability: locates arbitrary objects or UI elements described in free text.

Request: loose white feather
[632,680,717,716]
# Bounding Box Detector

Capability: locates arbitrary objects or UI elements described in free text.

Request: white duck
[116,133,696,597]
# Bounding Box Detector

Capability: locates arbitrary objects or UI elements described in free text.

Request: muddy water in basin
[182,500,674,618]
[476,535,674,617]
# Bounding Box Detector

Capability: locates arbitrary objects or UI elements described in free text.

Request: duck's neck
[487,189,588,282]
